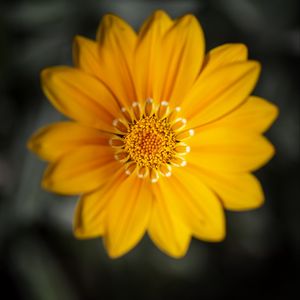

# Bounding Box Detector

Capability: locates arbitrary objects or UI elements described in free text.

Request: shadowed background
[0,0,299,299]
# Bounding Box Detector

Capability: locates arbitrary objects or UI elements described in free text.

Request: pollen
[110,99,194,182]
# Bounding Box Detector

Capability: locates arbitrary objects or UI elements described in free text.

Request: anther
[170,156,187,167]
[175,143,191,154]
[168,106,182,122]
[158,101,169,119]
[109,137,124,147]
[160,164,172,177]
[137,166,148,178]
[145,98,154,116]
[112,119,128,133]
[114,151,128,162]
[150,168,159,183]
[171,118,187,131]
[132,102,141,120]
[124,162,137,175]
[121,107,132,123]
[176,129,195,140]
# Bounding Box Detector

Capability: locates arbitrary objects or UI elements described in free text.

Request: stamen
[109,137,124,147]
[171,118,187,131]
[137,166,148,178]
[121,107,132,123]
[132,102,141,120]
[175,143,191,154]
[176,129,195,140]
[150,168,159,183]
[158,101,169,119]
[112,119,128,133]
[170,156,187,167]
[168,106,181,122]
[145,98,154,116]
[125,161,137,175]
[114,151,128,162]
[159,164,172,177]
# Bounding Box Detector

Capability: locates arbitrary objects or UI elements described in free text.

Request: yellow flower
[28,11,278,258]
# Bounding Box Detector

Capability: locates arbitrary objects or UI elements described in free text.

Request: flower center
[124,115,176,169]
[110,99,194,182]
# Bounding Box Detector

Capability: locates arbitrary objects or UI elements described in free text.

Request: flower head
[28,11,278,258]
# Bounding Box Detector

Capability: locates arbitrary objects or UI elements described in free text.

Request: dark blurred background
[0,0,299,299]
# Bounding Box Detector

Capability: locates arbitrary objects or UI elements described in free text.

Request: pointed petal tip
[26,136,35,152]
[249,60,261,74]
[151,10,171,19]
[100,13,121,26]
[104,238,131,259]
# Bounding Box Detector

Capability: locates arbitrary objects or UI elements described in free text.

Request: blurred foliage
[0,0,299,299]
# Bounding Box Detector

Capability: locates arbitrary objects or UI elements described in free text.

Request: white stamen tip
[121,107,127,112]
[181,160,187,167]
[165,171,171,177]
[189,129,195,136]
[125,170,131,175]
[186,146,191,153]
[114,154,119,160]
[175,106,181,112]
[112,119,119,126]
[132,101,140,107]
[138,173,145,179]
[109,139,113,146]
[151,178,158,183]
[161,101,169,106]
[146,98,153,103]
[181,118,187,124]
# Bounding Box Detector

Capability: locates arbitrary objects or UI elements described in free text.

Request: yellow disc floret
[110,99,193,181]
[124,115,176,169]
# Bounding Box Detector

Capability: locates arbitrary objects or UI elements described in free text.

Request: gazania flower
[28,10,278,258]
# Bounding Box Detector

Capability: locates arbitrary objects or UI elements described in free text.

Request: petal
[74,171,125,239]
[42,145,120,195]
[201,96,279,133]
[182,61,261,128]
[149,182,191,258]
[73,36,102,78]
[28,122,109,161]
[134,10,173,102]
[96,14,137,107]
[201,43,248,77]
[187,165,264,211]
[103,175,152,258]
[150,167,225,253]
[160,14,205,106]
[41,67,120,131]
[188,127,275,173]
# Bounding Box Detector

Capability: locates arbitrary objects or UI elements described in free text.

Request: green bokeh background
[0,0,299,299]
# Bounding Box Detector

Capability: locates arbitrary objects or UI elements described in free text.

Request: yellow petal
[42,145,119,195]
[104,175,152,258]
[149,182,191,258]
[187,165,264,211]
[28,122,109,161]
[74,171,125,239]
[73,36,102,78]
[96,14,137,107]
[201,43,248,77]
[160,14,205,106]
[41,67,120,131]
[201,96,279,133]
[151,167,225,249]
[182,61,261,128]
[134,10,173,102]
[188,127,275,173]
